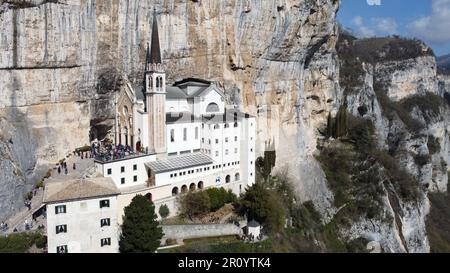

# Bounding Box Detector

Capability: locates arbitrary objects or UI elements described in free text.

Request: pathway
[3,155,95,235]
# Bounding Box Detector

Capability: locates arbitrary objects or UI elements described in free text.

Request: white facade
[95,78,257,223]
[96,154,155,190]
[46,195,119,253]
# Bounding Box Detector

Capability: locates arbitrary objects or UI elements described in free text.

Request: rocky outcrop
[339,35,450,252]
[375,56,438,102]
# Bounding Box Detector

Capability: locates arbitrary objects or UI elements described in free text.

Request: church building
[43,10,256,253]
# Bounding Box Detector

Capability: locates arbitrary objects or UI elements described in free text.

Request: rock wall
[375,56,439,102]
[343,41,450,252]
[0,0,340,221]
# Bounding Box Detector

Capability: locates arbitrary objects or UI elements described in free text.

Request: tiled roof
[145,153,213,174]
[43,177,120,204]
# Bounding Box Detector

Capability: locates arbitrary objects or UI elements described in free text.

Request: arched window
[234,122,238,128]
[214,124,220,130]
[172,187,179,196]
[206,103,220,113]
[224,123,230,128]
[225,175,231,184]
[181,185,188,193]
[235,173,240,181]
[189,183,196,191]
[123,106,129,116]
[198,181,204,190]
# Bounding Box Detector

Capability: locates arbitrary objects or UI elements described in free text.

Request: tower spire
[149,8,162,66]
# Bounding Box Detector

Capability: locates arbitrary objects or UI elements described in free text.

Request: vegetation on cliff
[426,177,450,253]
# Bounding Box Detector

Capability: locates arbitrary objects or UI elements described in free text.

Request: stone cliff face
[0,0,340,221]
[340,35,450,252]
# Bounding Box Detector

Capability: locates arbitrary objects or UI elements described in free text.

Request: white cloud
[408,0,450,45]
[367,0,381,6]
[373,17,398,34]
[352,16,364,27]
[350,16,397,38]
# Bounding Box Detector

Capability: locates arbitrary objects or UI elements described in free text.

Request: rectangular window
[121,178,125,185]
[100,199,110,208]
[215,139,219,144]
[170,129,175,143]
[215,151,219,157]
[202,138,205,143]
[133,164,137,171]
[195,127,199,140]
[56,224,67,234]
[55,205,66,215]
[235,136,238,142]
[235,148,238,154]
[121,166,125,173]
[225,137,228,143]
[101,218,111,227]
[56,245,68,253]
[133,175,138,182]
[183,128,187,141]
[107,168,112,175]
[101,238,111,247]
[225,149,229,155]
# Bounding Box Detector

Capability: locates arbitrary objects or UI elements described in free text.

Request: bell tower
[145,9,166,156]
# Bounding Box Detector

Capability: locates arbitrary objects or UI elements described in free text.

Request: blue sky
[337,0,450,56]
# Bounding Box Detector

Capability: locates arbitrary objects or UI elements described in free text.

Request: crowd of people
[92,140,142,162]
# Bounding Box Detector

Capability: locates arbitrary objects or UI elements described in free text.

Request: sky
[337,0,450,56]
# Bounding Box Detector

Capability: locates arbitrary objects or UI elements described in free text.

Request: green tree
[179,191,211,219]
[158,204,170,219]
[119,195,163,253]
[239,183,285,233]
[206,188,237,211]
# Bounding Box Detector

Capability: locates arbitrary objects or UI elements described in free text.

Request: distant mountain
[437,54,450,74]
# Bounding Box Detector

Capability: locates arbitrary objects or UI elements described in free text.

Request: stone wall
[162,224,243,242]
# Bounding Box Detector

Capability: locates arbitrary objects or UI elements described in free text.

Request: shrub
[35,180,44,189]
[158,204,170,219]
[414,154,432,166]
[400,93,445,123]
[0,232,46,253]
[205,188,237,212]
[179,191,211,219]
[428,135,441,155]
[374,150,422,202]
[43,169,52,179]
[374,87,424,133]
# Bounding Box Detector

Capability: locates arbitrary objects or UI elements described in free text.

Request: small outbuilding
[246,220,261,239]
